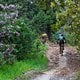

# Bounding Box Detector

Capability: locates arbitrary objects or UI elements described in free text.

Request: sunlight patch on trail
[59,53,67,68]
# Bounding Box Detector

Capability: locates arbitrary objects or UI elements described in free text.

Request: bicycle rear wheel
[60,45,64,56]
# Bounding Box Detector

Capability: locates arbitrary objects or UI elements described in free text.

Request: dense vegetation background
[0,0,80,80]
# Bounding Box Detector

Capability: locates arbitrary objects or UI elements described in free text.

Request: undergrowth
[0,54,48,80]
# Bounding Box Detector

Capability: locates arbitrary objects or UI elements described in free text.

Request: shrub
[13,18,37,60]
[0,4,19,66]
[13,20,47,60]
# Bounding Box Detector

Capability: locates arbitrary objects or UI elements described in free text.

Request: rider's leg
[60,44,64,56]
[60,45,62,54]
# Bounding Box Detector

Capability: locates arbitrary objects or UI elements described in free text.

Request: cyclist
[57,33,66,56]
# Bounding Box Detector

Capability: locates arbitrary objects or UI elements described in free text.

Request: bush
[30,38,47,58]
[14,26,47,59]
[65,33,74,46]
[50,33,56,42]
[0,4,19,66]
[12,18,37,60]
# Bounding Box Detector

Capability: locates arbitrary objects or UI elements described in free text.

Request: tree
[55,0,80,52]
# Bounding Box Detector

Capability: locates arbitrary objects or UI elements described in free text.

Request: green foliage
[12,17,47,60]
[50,33,56,42]
[0,4,19,66]
[30,9,56,34]
[75,71,80,80]
[12,18,37,60]
[0,0,79,61]
[0,55,48,80]
[26,38,47,59]
[31,10,49,32]
[18,0,39,19]
[55,0,80,52]
[0,0,56,37]
[65,33,74,46]
[0,1,80,80]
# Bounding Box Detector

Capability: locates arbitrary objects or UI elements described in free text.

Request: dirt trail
[31,43,80,80]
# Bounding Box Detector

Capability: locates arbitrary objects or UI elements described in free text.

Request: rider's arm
[63,37,66,43]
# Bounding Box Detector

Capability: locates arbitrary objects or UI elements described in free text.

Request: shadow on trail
[30,44,80,80]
